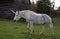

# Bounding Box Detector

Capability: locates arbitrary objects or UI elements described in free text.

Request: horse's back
[20,10,52,24]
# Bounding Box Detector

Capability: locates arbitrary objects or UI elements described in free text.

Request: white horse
[10,9,54,35]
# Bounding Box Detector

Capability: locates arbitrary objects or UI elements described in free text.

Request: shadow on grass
[20,32,56,39]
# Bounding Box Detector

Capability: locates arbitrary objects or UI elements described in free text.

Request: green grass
[0,18,60,39]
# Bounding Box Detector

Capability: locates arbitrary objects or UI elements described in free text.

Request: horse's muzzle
[13,20,16,22]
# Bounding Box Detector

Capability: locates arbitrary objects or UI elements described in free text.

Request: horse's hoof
[33,30,35,33]
[27,32,30,34]
[27,32,33,35]
[39,33,44,36]
[51,33,55,36]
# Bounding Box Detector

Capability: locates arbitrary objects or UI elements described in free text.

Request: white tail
[10,9,16,14]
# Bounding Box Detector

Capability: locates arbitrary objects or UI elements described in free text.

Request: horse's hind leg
[49,23,54,36]
[39,24,46,35]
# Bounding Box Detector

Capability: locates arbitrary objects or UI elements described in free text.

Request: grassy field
[0,18,60,39]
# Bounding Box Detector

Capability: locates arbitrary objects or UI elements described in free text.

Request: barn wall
[0,0,14,4]
[0,0,30,20]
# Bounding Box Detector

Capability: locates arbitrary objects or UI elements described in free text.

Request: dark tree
[37,0,51,15]
[14,0,30,10]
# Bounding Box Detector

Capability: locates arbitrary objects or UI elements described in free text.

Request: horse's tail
[51,18,54,24]
[9,9,16,14]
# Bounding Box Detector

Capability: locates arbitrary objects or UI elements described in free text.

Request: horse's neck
[19,11,26,19]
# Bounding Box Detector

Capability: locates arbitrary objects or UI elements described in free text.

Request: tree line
[28,0,60,17]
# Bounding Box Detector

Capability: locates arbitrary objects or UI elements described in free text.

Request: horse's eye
[16,15,18,16]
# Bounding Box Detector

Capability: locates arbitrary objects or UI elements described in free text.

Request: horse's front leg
[27,22,30,33]
[27,21,34,34]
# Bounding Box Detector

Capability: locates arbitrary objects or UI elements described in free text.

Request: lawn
[0,18,60,39]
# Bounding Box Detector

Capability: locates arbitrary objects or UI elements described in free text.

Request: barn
[0,0,30,20]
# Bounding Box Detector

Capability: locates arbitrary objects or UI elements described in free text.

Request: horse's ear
[10,9,16,14]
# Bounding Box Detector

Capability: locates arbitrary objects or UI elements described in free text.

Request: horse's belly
[33,20,44,24]
[33,17,45,24]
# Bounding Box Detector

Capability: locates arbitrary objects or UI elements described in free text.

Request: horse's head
[13,11,21,22]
